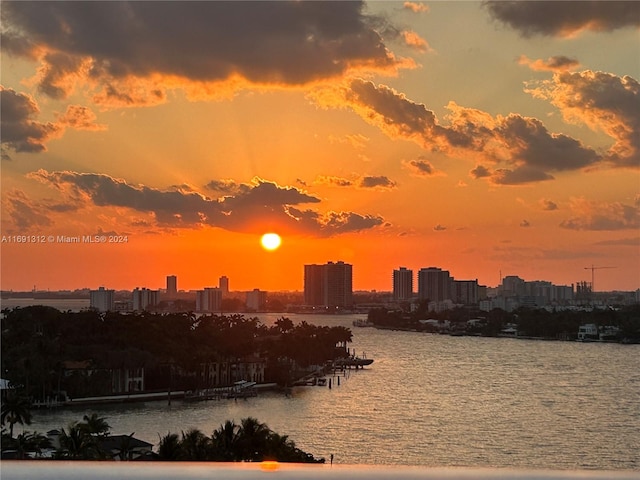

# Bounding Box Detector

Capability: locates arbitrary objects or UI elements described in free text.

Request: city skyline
[1,1,639,292]
[7,263,624,297]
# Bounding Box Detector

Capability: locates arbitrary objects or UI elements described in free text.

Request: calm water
[28,314,640,470]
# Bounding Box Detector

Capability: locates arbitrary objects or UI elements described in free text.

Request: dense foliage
[368,304,640,340]
[1,411,322,462]
[1,307,352,401]
[157,417,323,462]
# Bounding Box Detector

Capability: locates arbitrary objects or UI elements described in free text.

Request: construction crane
[584,265,616,293]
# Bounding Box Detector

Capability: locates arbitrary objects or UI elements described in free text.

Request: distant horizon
[1,267,637,295]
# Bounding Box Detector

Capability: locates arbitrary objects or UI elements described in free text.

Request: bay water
[28,313,639,470]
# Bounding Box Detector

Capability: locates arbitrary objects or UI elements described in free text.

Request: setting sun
[260,233,282,251]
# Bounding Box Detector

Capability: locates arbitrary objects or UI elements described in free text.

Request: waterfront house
[577,324,598,341]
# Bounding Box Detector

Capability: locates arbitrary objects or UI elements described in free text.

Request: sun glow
[260,233,282,251]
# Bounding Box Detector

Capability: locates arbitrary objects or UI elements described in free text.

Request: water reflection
[30,314,640,470]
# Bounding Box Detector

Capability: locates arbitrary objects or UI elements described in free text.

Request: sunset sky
[1,1,639,293]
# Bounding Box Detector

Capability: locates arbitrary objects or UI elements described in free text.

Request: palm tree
[237,417,271,461]
[211,420,239,461]
[157,432,181,461]
[1,392,32,438]
[79,413,111,437]
[58,422,102,459]
[180,428,211,461]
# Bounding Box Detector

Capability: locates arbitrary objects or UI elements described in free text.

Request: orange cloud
[401,31,432,53]
[56,105,107,131]
[518,55,580,72]
[328,133,369,149]
[403,2,429,14]
[526,70,639,167]
[560,197,640,230]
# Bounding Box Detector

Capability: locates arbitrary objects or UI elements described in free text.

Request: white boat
[353,319,374,327]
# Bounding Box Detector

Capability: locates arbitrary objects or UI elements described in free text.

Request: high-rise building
[452,279,479,305]
[90,286,115,312]
[219,276,229,295]
[418,267,452,302]
[132,287,159,311]
[196,287,222,313]
[304,261,353,308]
[393,267,413,301]
[246,289,267,311]
[166,275,177,298]
[501,275,526,297]
[325,261,353,307]
[304,264,325,306]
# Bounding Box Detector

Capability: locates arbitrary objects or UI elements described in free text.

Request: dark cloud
[357,175,397,189]
[526,71,640,167]
[404,158,437,176]
[484,1,640,37]
[27,170,383,236]
[284,207,383,235]
[315,176,354,188]
[1,87,105,159]
[322,80,603,184]
[322,211,384,234]
[497,114,600,171]
[520,220,531,227]
[315,174,396,190]
[433,224,447,231]
[220,179,321,210]
[540,199,559,211]
[347,79,439,136]
[491,166,554,185]
[204,179,248,196]
[470,165,491,179]
[0,87,60,157]
[2,1,403,104]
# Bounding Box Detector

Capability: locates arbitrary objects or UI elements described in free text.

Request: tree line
[1,306,353,401]
[368,303,640,340]
[1,404,323,463]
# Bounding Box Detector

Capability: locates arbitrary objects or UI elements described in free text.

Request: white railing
[1,462,638,480]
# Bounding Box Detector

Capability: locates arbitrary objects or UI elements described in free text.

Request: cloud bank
[312,78,603,184]
[24,170,384,236]
[1,1,406,107]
